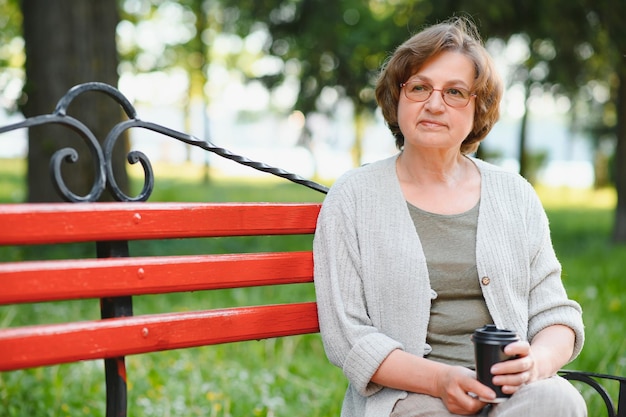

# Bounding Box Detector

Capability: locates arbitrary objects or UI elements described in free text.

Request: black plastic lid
[472,324,519,344]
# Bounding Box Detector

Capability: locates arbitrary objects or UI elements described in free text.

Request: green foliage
[0,0,23,113]
[220,0,439,115]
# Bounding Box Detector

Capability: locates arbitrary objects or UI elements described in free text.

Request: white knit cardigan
[313,154,584,417]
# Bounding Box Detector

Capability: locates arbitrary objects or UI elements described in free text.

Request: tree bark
[21,0,127,202]
[518,83,530,181]
[612,64,626,242]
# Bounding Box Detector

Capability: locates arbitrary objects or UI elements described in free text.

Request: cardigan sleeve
[524,188,585,360]
[313,177,403,397]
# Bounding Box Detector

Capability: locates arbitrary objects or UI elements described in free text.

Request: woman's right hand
[372,350,495,414]
[435,365,495,415]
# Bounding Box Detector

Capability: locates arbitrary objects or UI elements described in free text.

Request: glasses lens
[403,82,472,108]
[443,88,470,107]
[404,83,431,102]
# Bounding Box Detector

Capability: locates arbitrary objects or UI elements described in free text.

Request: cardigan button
[481,276,491,286]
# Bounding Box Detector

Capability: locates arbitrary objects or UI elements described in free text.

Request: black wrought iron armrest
[559,369,626,417]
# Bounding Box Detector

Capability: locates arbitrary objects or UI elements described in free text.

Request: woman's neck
[396,149,468,187]
[395,150,481,215]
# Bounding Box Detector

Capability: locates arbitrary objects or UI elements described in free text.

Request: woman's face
[397,51,476,153]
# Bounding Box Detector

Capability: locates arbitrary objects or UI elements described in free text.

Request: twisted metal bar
[103,118,329,201]
[0,82,329,202]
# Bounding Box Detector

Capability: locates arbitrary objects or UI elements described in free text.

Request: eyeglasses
[399,81,476,108]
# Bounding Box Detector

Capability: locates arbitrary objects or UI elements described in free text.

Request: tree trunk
[612,65,626,242]
[21,0,127,202]
[518,81,531,181]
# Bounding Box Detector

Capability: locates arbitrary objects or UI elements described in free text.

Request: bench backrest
[0,202,321,372]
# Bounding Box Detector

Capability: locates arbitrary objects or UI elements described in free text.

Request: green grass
[1,159,625,416]
[536,186,625,413]
[0,159,25,203]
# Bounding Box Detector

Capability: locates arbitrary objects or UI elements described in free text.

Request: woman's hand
[372,350,494,414]
[489,340,534,395]
[490,325,576,395]
[435,365,495,415]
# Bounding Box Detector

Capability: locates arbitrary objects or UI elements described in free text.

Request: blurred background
[0,1,625,416]
[1,1,624,214]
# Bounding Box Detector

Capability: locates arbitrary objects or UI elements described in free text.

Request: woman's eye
[446,88,466,98]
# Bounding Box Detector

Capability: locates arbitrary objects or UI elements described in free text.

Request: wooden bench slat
[0,203,321,245]
[0,251,313,305]
[0,302,320,371]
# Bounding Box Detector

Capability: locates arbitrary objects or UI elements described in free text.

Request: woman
[313,17,586,417]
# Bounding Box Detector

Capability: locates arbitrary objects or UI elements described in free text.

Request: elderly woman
[313,17,586,417]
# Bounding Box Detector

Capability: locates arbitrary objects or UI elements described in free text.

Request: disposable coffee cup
[472,324,520,403]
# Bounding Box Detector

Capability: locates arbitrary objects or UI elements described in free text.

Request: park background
[0,1,625,416]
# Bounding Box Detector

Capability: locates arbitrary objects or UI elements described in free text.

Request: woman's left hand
[489,341,535,395]
[489,325,576,395]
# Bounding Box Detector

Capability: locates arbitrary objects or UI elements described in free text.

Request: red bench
[0,201,322,416]
[0,82,623,417]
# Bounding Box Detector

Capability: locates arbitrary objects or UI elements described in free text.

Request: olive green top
[408,201,492,368]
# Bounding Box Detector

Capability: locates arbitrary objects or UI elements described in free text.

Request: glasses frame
[399,81,476,108]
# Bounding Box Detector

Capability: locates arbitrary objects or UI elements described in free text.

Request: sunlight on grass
[0,158,26,202]
[535,185,616,210]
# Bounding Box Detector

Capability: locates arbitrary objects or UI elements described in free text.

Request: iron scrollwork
[0,111,107,202]
[0,82,329,202]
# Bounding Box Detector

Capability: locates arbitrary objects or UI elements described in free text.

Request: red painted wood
[0,202,321,245]
[0,251,313,304]
[0,302,320,371]
[0,201,322,375]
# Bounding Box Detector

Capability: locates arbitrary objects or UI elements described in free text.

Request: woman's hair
[375,17,503,154]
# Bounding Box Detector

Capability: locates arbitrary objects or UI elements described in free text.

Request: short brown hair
[375,17,503,154]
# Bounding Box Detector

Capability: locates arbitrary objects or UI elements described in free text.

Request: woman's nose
[423,90,446,111]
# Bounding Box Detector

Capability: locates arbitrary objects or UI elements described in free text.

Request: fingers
[439,366,494,414]
[491,341,532,375]
[493,372,529,394]
[460,367,497,400]
[490,342,535,393]
[492,354,532,376]
[492,360,532,388]
[504,340,530,357]
[444,389,491,414]
[448,394,489,415]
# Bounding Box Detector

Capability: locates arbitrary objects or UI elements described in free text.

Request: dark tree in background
[21,0,127,202]
[592,1,626,242]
